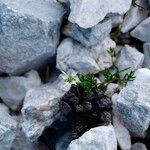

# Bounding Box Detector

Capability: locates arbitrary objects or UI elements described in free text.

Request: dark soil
[60,84,112,139]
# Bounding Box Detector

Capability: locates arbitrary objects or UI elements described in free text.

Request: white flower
[60,69,78,85]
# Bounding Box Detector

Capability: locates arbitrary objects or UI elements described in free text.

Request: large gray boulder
[21,78,70,141]
[121,0,149,33]
[57,37,116,74]
[0,70,41,111]
[131,17,150,42]
[0,0,65,75]
[116,45,144,77]
[117,68,150,137]
[67,125,117,150]
[68,0,131,28]
[143,43,150,69]
[63,18,112,46]
[0,103,17,150]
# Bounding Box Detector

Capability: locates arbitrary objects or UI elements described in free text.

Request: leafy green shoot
[132,0,144,9]
[77,74,98,97]
[132,0,137,7]
[107,47,117,65]
[102,67,135,91]
[118,70,136,86]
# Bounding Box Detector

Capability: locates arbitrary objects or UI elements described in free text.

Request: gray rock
[57,37,116,74]
[12,127,38,150]
[113,116,131,150]
[63,18,112,46]
[131,17,150,42]
[143,43,150,69]
[68,0,131,28]
[105,83,119,98]
[0,103,17,150]
[0,70,41,111]
[21,77,70,141]
[121,0,149,33]
[117,68,150,137]
[131,143,147,150]
[108,14,123,28]
[116,45,144,77]
[67,125,117,150]
[0,0,64,75]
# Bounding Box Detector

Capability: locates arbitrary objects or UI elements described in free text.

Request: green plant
[132,0,144,8]
[118,70,135,86]
[132,0,137,7]
[107,47,117,65]
[77,74,98,97]
[102,67,135,91]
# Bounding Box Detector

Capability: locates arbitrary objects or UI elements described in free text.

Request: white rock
[69,0,131,28]
[131,17,150,42]
[0,70,41,111]
[0,103,17,149]
[57,37,116,74]
[67,125,117,150]
[121,0,149,33]
[105,83,119,98]
[143,43,150,69]
[0,0,65,75]
[131,143,147,150]
[112,93,119,106]
[117,68,150,137]
[21,77,70,141]
[116,45,144,77]
[63,18,112,46]
[113,116,131,150]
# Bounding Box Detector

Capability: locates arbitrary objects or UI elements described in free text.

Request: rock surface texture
[0,0,64,75]
[121,0,149,33]
[117,68,150,137]
[0,70,41,111]
[0,103,17,149]
[63,19,112,46]
[143,43,150,69]
[67,125,117,150]
[57,37,116,74]
[21,78,70,141]
[131,17,150,42]
[131,143,147,150]
[116,45,144,76]
[68,0,131,28]
[0,0,150,149]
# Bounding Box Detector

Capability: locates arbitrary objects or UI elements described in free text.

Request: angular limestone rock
[131,17,150,42]
[57,37,116,74]
[67,125,117,150]
[0,0,64,75]
[63,19,112,46]
[21,78,70,141]
[69,0,131,28]
[116,45,144,77]
[0,70,41,111]
[0,103,17,149]
[117,68,150,137]
[121,0,149,33]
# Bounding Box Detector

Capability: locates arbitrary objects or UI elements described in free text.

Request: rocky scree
[0,0,150,149]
